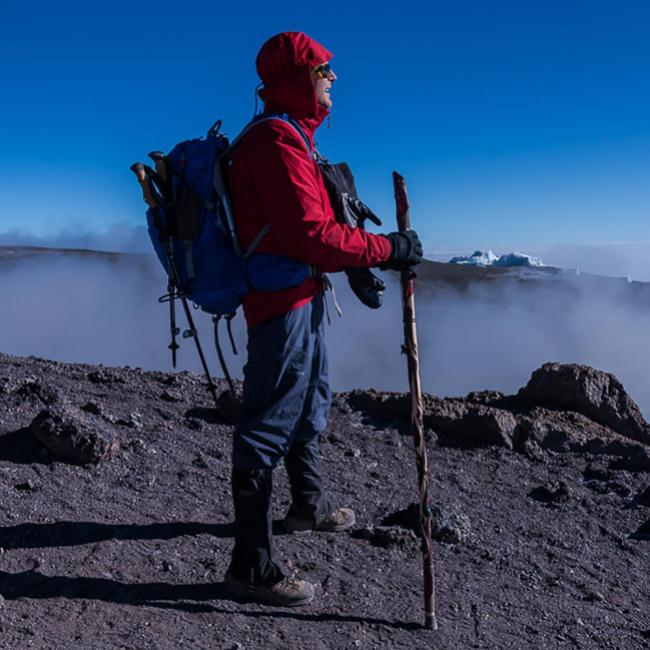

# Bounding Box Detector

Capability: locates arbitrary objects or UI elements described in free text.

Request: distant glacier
[449,249,544,267]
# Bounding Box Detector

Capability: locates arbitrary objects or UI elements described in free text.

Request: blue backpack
[130,113,315,399]
[138,113,313,315]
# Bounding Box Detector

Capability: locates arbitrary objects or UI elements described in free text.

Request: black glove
[345,267,386,309]
[379,229,423,270]
[346,196,382,228]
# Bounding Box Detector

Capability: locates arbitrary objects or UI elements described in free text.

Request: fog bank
[4,250,650,417]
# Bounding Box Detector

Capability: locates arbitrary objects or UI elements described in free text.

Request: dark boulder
[426,400,518,449]
[346,390,518,449]
[28,405,119,464]
[518,363,650,445]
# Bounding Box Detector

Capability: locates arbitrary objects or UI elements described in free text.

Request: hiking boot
[284,507,356,534]
[224,572,315,607]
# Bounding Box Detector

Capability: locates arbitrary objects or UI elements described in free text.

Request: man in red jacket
[224,31,423,607]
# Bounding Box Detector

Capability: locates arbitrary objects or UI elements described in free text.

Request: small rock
[117,412,143,430]
[29,406,119,465]
[192,453,209,469]
[14,479,37,492]
[129,438,146,452]
[430,505,472,544]
[584,590,605,602]
[522,437,546,462]
[382,502,471,544]
[87,369,125,385]
[351,526,417,548]
[14,380,61,406]
[344,448,361,458]
[186,417,204,432]
[129,412,143,429]
[465,390,505,405]
[160,390,183,403]
[528,481,571,506]
[81,401,103,416]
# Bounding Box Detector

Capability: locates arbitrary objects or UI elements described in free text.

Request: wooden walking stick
[393,171,438,630]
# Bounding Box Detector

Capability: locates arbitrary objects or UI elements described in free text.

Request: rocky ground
[0,352,648,649]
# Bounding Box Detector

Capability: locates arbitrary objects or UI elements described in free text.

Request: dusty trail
[0,352,648,649]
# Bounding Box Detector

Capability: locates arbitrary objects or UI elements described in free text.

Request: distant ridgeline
[1,244,648,300]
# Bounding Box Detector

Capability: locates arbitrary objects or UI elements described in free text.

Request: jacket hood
[256,32,333,131]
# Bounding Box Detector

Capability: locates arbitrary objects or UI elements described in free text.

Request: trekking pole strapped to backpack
[131,115,319,404]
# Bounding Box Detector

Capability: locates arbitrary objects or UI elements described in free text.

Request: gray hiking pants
[229,292,333,584]
[232,291,331,470]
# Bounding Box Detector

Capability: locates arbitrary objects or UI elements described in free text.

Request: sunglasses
[313,62,335,79]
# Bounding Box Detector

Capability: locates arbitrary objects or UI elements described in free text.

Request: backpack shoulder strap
[218,113,317,261]
[228,112,315,160]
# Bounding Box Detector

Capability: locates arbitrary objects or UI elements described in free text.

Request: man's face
[311,62,337,109]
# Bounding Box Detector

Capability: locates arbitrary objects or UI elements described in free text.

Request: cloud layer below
[4,249,650,417]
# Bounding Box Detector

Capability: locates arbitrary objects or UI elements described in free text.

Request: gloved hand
[346,196,382,228]
[379,229,423,270]
[345,267,386,309]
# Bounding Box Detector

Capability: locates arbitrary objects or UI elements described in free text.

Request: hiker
[224,31,423,607]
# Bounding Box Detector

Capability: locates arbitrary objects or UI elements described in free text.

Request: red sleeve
[244,122,392,269]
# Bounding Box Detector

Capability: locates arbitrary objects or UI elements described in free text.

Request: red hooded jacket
[228,32,392,327]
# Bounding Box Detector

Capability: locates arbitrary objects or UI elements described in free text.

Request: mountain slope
[0,352,648,649]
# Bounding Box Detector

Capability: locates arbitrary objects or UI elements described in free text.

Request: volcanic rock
[28,405,119,464]
[528,481,571,506]
[347,390,518,449]
[14,379,61,406]
[518,363,650,445]
[426,400,518,449]
[429,504,472,543]
[382,502,471,544]
[351,525,417,548]
[86,368,125,385]
[2,351,650,649]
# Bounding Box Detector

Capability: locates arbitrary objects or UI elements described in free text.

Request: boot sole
[224,578,314,608]
[284,511,357,534]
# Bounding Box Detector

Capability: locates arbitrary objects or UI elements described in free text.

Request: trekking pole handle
[148,151,169,184]
[130,163,158,208]
[393,172,411,233]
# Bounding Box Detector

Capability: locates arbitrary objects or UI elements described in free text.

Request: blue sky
[1,0,650,254]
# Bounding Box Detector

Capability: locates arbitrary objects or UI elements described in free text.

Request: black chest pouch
[318,161,386,309]
[319,162,382,229]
